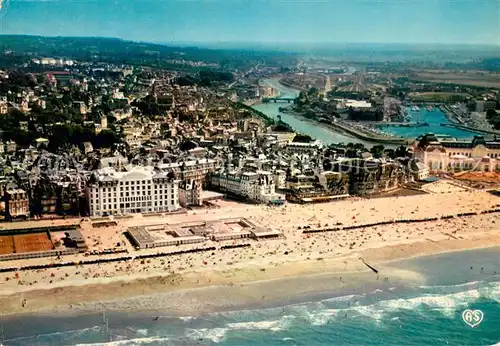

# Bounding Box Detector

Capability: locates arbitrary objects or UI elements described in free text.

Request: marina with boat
[253,79,484,145]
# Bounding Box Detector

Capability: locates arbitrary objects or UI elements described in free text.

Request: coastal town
[0,36,499,326]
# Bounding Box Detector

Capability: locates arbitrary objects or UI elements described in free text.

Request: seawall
[440,123,500,136]
[321,120,409,145]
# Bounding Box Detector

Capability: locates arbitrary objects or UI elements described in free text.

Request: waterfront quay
[440,104,468,124]
[356,121,429,127]
[253,79,407,147]
[322,120,409,145]
[439,105,500,136]
[253,78,480,146]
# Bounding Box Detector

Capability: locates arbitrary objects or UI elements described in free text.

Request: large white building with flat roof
[87,166,180,216]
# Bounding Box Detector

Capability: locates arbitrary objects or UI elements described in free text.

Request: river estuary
[252,79,378,147]
[252,78,481,148]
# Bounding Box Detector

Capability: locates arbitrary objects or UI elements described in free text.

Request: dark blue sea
[2,248,499,346]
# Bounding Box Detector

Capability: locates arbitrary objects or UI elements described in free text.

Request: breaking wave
[5,279,498,345]
[181,280,500,342]
[73,336,170,346]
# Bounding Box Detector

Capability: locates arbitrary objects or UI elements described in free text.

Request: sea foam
[186,327,229,343]
[284,281,499,326]
[178,316,195,322]
[227,318,290,332]
[73,336,170,346]
[419,281,480,289]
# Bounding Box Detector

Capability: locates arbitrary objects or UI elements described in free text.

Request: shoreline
[1,231,498,318]
[441,122,500,136]
[320,119,409,145]
[2,185,500,319]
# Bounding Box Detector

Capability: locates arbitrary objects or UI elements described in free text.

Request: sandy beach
[1,180,499,317]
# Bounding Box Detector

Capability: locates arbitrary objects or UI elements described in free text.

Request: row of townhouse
[208,170,284,203]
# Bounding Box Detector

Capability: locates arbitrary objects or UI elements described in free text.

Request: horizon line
[1,34,499,48]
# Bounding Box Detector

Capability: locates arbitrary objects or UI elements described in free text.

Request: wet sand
[0,182,499,316]
[1,232,498,317]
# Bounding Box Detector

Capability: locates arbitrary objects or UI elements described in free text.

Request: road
[348,74,366,92]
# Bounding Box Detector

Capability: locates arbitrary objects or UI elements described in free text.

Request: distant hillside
[0,35,297,70]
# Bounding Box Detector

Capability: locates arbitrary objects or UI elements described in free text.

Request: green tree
[370,145,385,158]
[272,121,294,132]
[395,145,411,158]
[292,133,313,143]
[308,87,319,97]
[92,129,121,149]
[384,149,396,159]
[353,143,365,151]
[345,148,358,158]
[486,109,497,121]
[48,124,74,152]
[295,91,309,106]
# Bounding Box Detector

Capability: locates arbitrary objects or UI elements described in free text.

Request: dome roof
[472,136,486,147]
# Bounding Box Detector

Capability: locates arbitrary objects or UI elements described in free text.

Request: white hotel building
[87,166,180,216]
[209,170,284,203]
[157,158,217,184]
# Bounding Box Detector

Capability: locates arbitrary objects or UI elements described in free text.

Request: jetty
[440,123,500,136]
[359,257,379,274]
[376,122,429,128]
[321,120,409,145]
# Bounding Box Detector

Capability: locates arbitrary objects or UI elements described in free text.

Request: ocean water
[2,248,499,346]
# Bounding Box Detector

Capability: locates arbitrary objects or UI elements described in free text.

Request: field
[411,72,500,88]
[408,91,469,102]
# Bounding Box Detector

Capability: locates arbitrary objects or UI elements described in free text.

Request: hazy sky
[0,0,499,45]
